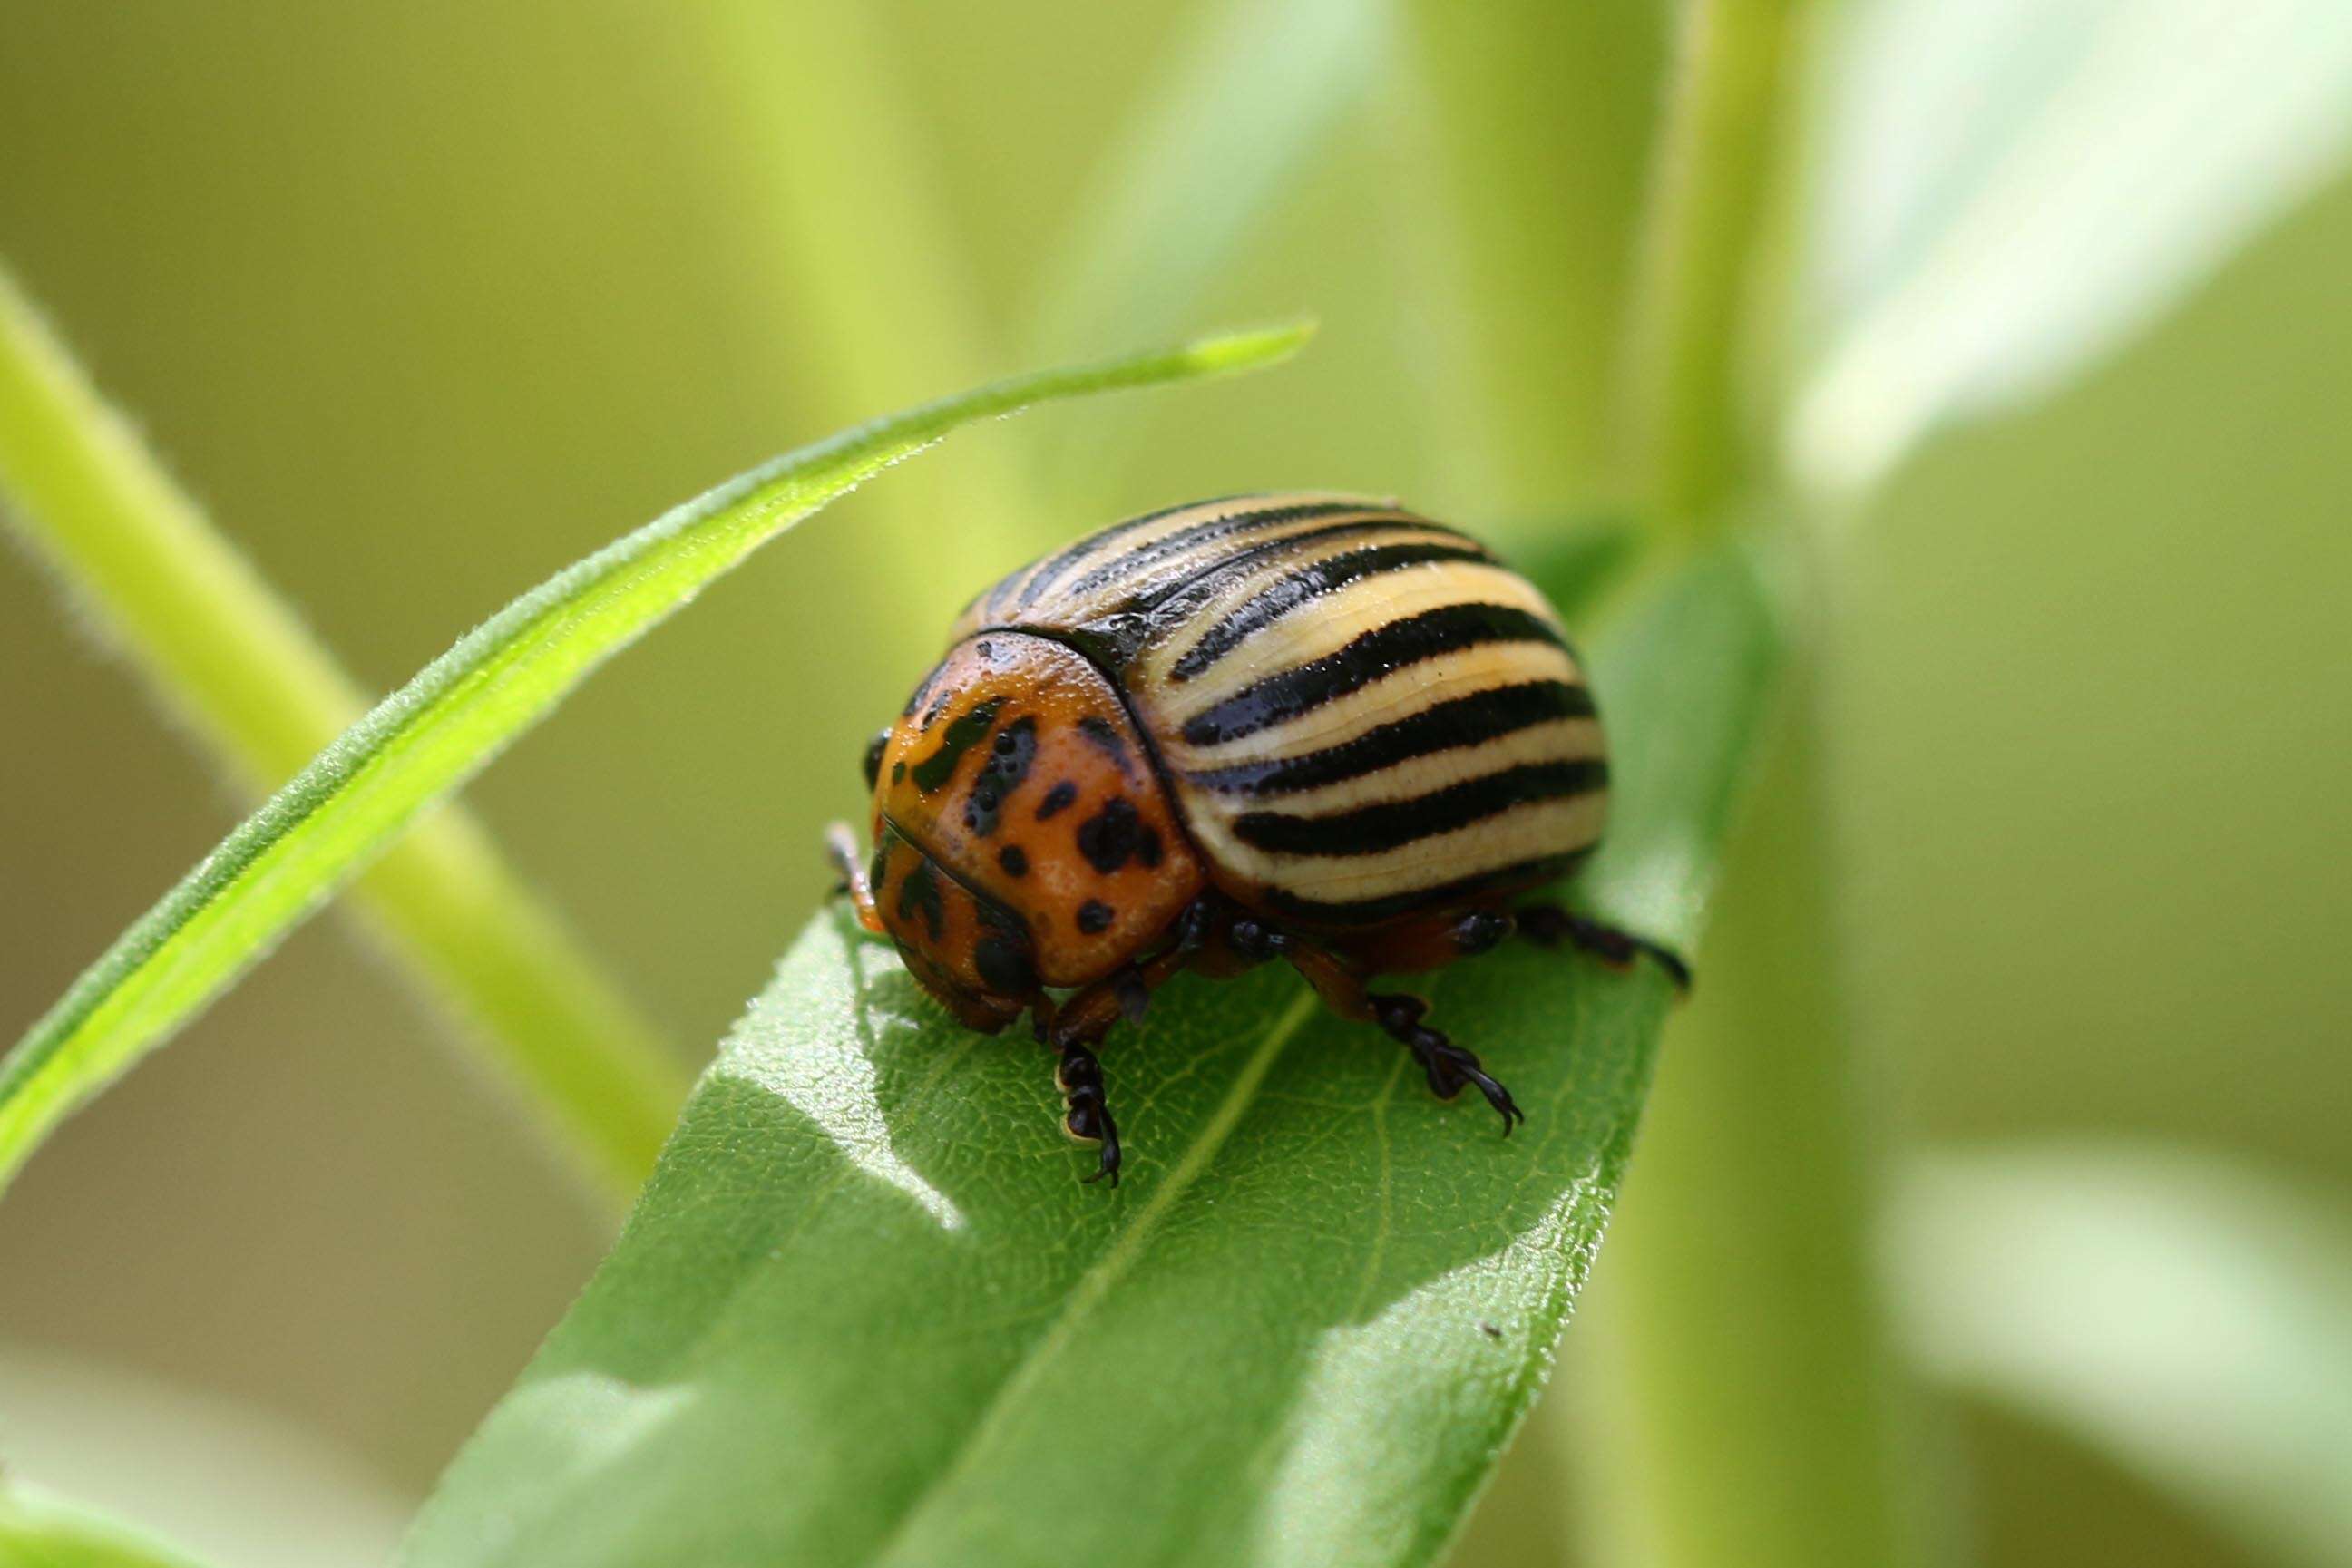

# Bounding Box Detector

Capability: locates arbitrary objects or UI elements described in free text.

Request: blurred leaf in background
[3,0,2352,1564]
[1791,0,2352,495]
[0,1484,215,1568]
[1894,1144,2352,1568]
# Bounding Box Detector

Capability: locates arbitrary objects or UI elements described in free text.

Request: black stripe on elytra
[1233,759,1607,857]
[1179,602,1565,749]
[1057,500,1378,602]
[1186,680,1594,795]
[1168,541,1498,682]
[1263,850,1593,927]
[1007,496,1244,613]
[980,520,1439,675]
[910,697,1004,793]
[1124,516,1473,617]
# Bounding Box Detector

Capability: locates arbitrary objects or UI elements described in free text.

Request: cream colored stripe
[1156,562,1564,719]
[952,496,1255,639]
[1151,639,1585,770]
[1017,492,1374,609]
[1203,716,1604,818]
[1129,523,1482,686]
[1200,791,1609,905]
[1030,503,1408,626]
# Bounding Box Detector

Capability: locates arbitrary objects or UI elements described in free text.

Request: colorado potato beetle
[829,493,1683,1183]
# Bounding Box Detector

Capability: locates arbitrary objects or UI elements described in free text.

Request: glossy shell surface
[868,633,1205,995]
[946,493,1606,930]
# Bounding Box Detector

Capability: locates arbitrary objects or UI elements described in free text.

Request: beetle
[828,493,1684,1183]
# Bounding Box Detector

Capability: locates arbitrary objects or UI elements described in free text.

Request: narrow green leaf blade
[399,544,1781,1568]
[0,323,1312,1197]
[0,258,685,1204]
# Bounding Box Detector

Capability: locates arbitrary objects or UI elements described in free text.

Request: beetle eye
[862,727,891,790]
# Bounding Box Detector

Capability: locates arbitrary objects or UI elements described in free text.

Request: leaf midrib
[859,986,1323,1565]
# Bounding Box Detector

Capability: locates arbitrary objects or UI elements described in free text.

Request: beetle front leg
[1052,1037,1122,1186]
[1038,912,1213,1185]
[823,821,886,936]
[1284,941,1523,1134]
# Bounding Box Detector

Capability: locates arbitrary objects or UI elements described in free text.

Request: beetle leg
[1370,993,1524,1133]
[1517,901,1693,993]
[823,821,888,936]
[1285,942,1523,1134]
[1039,924,1218,1184]
[1052,1038,1122,1186]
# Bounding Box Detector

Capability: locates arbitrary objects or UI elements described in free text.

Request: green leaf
[0,258,686,1205]
[1893,1144,2352,1568]
[398,542,1781,1568]
[1514,516,1644,625]
[0,1484,214,1568]
[1791,0,2352,494]
[0,322,1312,1200]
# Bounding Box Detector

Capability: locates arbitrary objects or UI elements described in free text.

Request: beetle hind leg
[1517,901,1693,992]
[1285,940,1523,1135]
[1369,992,1524,1134]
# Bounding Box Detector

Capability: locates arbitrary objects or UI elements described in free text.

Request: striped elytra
[837,494,1636,1181]
[943,493,1605,930]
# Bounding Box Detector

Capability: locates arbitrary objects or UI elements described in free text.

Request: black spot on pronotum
[1137,825,1164,869]
[1076,714,1134,774]
[962,716,1038,836]
[891,761,905,784]
[998,844,1029,877]
[1077,900,1115,935]
[911,697,1004,793]
[1076,797,1145,874]
[895,857,945,941]
[1036,780,1078,821]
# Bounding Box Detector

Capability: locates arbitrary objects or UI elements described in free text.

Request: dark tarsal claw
[1056,1041,1123,1187]
[1371,993,1524,1135]
[1518,904,1693,994]
[1083,1125,1122,1186]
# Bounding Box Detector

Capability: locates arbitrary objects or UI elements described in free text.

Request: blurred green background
[3,3,2348,1565]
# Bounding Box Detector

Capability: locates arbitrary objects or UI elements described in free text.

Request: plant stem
[1574,2,1942,1561]
[1570,643,1937,1568]
[0,263,687,1206]
[1400,0,1675,516]
[1627,0,1809,531]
